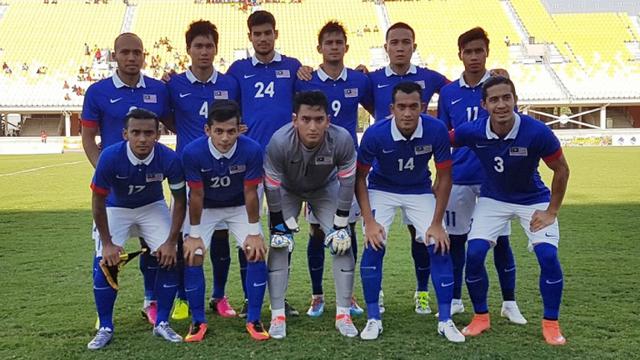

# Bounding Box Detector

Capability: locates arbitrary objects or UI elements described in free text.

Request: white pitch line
[0,161,85,177]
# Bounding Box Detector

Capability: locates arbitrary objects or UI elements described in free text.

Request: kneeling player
[181,100,269,342]
[355,82,464,342]
[88,108,186,350]
[452,76,569,345]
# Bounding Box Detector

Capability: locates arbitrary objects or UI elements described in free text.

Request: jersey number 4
[254,81,275,98]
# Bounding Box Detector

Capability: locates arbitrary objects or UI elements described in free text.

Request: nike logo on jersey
[200,168,212,172]
[475,144,489,148]
[115,175,128,179]
[253,281,267,287]
[110,97,123,103]
[162,284,177,289]
[451,98,463,105]
[382,149,395,154]
[179,92,191,98]
[377,84,390,89]
[441,281,455,287]
[545,278,563,285]
[244,74,257,79]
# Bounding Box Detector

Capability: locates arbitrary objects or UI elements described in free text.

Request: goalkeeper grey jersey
[264,123,356,213]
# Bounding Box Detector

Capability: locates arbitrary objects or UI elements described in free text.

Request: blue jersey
[182,135,263,208]
[91,142,184,209]
[295,67,373,146]
[357,114,452,195]
[81,73,170,148]
[368,64,449,120]
[167,69,240,154]
[437,72,490,185]
[227,52,302,149]
[453,113,563,205]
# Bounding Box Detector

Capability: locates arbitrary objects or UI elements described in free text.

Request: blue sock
[93,257,117,330]
[307,231,325,295]
[350,223,358,262]
[184,265,206,324]
[449,234,467,300]
[238,248,248,300]
[246,261,268,323]
[534,243,563,320]
[361,245,385,320]
[139,249,158,301]
[428,245,454,322]
[465,239,491,314]
[210,230,230,299]
[412,236,430,292]
[494,235,516,301]
[154,265,179,325]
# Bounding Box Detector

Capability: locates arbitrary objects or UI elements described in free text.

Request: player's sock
[360,246,384,320]
[350,223,358,262]
[140,249,158,302]
[428,245,454,322]
[333,248,355,308]
[246,260,268,323]
[449,234,467,300]
[465,239,491,314]
[267,247,290,311]
[210,230,231,299]
[154,265,179,325]
[176,239,187,301]
[184,265,206,324]
[93,257,116,330]
[534,243,563,320]
[412,235,430,292]
[494,235,516,301]
[307,231,325,296]
[238,248,249,300]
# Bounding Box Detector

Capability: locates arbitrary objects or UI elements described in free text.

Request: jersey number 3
[493,156,504,173]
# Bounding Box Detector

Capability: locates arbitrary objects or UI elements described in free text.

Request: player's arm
[182,153,206,264]
[355,164,385,251]
[427,126,453,254]
[91,189,121,267]
[157,179,186,268]
[243,182,266,261]
[531,151,570,232]
[160,113,176,133]
[82,125,101,168]
[296,65,314,81]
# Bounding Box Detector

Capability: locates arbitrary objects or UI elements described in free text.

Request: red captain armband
[356,161,371,172]
[187,180,204,189]
[435,160,452,170]
[90,183,109,196]
[244,177,262,186]
[81,119,98,128]
[542,148,563,164]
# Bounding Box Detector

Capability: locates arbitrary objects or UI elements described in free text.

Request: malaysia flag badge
[143,94,157,103]
[276,70,290,78]
[214,90,229,99]
[344,88,358,98]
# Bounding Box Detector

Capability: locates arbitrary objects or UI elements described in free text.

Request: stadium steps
[501,0,529,42]
[20,117,63,136]
[121,2,136,34]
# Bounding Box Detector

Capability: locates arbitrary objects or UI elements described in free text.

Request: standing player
[452,77,569,345]
[367,22,450,315]
[87,109,186,350]
[166,20,242,320]
[180,100,269,342]
[264,91,358,339]
[437,27,525,323]
[355,82,464,343]
[81,32,170,326]
[294,20,372,317]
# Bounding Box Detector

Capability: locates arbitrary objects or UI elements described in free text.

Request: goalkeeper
[263,91,358,339]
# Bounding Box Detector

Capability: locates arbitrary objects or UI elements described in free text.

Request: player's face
[318,32,348,63]
[459,39,488,74]
[206,118,240,153]
[114,34,144,76]
[124,118,159,158]
[249,23,278,56]
[188,35,217,69]
[384,28,416,66]
[391,91,422,135]
[482,83,517,125]
[293,105,330,148]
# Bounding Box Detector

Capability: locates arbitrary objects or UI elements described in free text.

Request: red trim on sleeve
[356,161,371,171]
[264,174,281,187]
[448,129,456,145]
[90,182,109,196]
[81,119,98,128]
[435,159,452,170]
[244,177,263,186]
[187,180,204,189]
[543,148,563,164]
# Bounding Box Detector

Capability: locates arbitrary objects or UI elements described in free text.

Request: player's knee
[213,229,229,241]
[267,247,289,270]
[187,254,204,267]
[309,223,324,239]
[534,243,561,273]
[466,239,491,268]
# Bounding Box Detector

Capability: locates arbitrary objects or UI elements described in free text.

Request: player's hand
[489,68,510,79]
[161,69,177,83]
[355,64,369,74]
[530,209,556,233]
[296,65,314,81]
[239,123,248,134]
[427,223,449,255]
[102,242,123,267]
[325,227,352,256]
[243,234,267,262]
[269,223,294,250]
[156,241,177,268]
[183,236,205,264]
[363,220,386,251]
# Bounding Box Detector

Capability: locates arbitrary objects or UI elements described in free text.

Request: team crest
[315,156,333,165]
[414,144,432,155]
[146,173,163,182]
[344,88,358,98]
[214,90,229,100]
[276,70,290,78]
[509,147,528,156]
[414,80,426,89]
[143,94,157,103]
[229,164,246,174]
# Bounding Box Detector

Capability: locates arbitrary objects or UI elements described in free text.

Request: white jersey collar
[112,71,146,89]
[385,64,417,77]
[391,116,423,141]
[251,51,282,66]
[186,67,218,84]
[317,66,347,82]
[208,138,237,159]
[459,70,490,88]
[486,112,521,140]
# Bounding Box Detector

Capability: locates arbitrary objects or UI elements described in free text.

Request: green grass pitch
[0,147,639,359]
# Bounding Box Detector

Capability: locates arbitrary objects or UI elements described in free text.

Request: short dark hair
[294,91,328,114]
[386,22,415,41]
[392,82,422,103]
[482,76,517,101]
[186,20,219,50]
[124,108,159,130]
[458,27,490,52]
[114,32,142,52]
[318,20,347,46]
[247,10,276,31]
[207,100,241,126]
